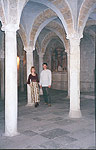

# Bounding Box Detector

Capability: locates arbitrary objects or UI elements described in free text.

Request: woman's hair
[31,66,35,73]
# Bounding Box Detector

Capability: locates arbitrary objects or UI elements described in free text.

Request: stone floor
[0,89,95,149]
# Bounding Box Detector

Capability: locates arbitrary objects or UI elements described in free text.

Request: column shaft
[20,56,24,92]
[0,33,5,100]
[0,58,4,99]
[67,52,70,97]
[5,29,18,136]
[38,53,44,95]
[39,53,44,76]
[26,50,34,106]
[66,49,70,98]
[69,37,82,118]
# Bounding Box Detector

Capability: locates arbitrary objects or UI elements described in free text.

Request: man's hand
[48,85,51,88]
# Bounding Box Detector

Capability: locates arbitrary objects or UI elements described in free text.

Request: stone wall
[80,34,95,92]
[52,72,68,91]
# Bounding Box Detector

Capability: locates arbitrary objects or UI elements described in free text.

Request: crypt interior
[0,0,96,149]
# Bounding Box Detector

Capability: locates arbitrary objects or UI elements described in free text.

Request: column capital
[67,32,83,41]
[38,51,44,57]
[2,24,19,32]
[24,46,35,53]
[0,50,4,59]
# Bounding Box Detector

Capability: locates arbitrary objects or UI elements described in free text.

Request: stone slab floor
[0,89,95,149]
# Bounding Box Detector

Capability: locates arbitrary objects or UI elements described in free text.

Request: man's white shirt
[40,69,52,87]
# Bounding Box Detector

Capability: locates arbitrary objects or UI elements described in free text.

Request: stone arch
[35,40,41,53]
[52,0,74,34]
[46,21,69,49]
[30,11,70,50]
[18,24,28,48]
[84,25,96,46]
[41,32,64,53]
[30,8,57,48]
[30,17,57,50]
[47,27,65,47]
[35,22,68,53]
[20,0,73,36]
[86,20,96,27]
[78,0,96,33]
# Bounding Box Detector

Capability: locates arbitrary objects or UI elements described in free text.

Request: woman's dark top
[27,73,39,84]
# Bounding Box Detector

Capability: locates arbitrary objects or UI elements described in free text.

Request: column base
[3,131,20,137]
[26,102,35,107]
[69,110,82,118]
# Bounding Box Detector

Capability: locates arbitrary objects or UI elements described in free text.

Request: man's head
[43,63,48,70]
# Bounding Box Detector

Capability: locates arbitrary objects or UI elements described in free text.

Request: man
[39,63,52,106]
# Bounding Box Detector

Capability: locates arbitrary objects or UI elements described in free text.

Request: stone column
[38,52,44,76]
[25,47,34,106]
[0,50,5,100]
[65,49,70,98]
[20,55,24,92]
[68,34,82,118]
[67,50,70,97]
[38,52,44,95]
[4,24,19,136]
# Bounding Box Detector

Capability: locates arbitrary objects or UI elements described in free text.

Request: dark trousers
[42,87,51,104]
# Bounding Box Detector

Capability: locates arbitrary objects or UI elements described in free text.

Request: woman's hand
[30,82,32,87]
[40,85,42,88]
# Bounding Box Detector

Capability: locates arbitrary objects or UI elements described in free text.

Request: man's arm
[48,70,52,88]
[39,72,42,88]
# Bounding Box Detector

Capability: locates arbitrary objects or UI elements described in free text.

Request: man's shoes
[35,103,37,107]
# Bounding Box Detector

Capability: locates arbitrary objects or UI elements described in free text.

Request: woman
[27,66,40,107]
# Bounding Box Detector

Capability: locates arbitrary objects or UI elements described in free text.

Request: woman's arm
[27,74,31,84]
